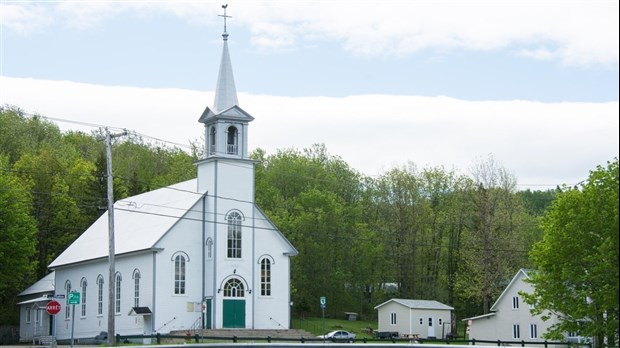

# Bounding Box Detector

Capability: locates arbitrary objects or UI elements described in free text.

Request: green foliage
[0,155,38,324]
[522,158,619,345]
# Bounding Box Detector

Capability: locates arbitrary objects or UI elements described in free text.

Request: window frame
[227,211,243,259]
[115,272,122,314]
[97,275,104,316]
[80,277,87,317]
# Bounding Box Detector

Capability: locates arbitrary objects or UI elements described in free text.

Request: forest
[0,106,611,335]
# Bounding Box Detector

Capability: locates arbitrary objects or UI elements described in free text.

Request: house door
[204,299,212,329]
[222,278,246,328]
[427,317,435,338]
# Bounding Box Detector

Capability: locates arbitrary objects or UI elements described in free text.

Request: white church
[17,18,298,343]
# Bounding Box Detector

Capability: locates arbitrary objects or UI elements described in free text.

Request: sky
[1,0,618,190]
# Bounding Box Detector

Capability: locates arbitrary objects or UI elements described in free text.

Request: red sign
[46,300,62,315]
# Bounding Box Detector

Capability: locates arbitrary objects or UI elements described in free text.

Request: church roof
[49,179,205,269]
[18,271,55,297]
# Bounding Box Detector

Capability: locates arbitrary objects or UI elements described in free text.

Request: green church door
[223,299,245,328]
[222,278,246,328]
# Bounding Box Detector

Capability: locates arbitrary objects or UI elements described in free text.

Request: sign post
[46,300,61,348]
[68,291,80,348]
[320,296,326,340]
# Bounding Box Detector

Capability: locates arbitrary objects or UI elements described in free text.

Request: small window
[26,307,31,323]
[390,312,397,325]
[80,278,87,317]
[65,281,72,319]
[97,275,104,316]
[133,269,141,307]
[428,317,433,326]
[227,212,242,258]
[512,296,519,309]
[206,238,213,259]
[439,318,443,326]
[209,126,216,155]
[173,252,188,295]
[530,324,538,339]
[115,272,122,314]
[260,257,272,296]
[419,317,423,325]
[223,278,244,297]
[513,324,520,339]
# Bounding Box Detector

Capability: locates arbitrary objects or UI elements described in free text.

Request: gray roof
[18,271,55,296]
[213,32,238,113]
[49,179,205,268]
[374,298,454,311]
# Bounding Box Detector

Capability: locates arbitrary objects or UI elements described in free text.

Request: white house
[18,23,297,343]
[374,298,454,339]
[463,268,583,344]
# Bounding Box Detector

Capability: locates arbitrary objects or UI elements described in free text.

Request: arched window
[115,272,122,314]
[260,257,272,296]
[227,211,242,258]
[223,278,245,297]
[97,275,104,316]
[226,126,238,154]
[64,280,71,319]
[209,126,216,155]
[133,269,141,307]
[174,253,187,294]
[80,278,87,317]
[206,238,213,259]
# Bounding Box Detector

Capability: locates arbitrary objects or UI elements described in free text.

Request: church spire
[213,4,238,113]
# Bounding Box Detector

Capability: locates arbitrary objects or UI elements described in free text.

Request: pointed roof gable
[213,32,238,113]
[489,268,532,312]
[18,271,55,297]
[198,104,255,124]
[49,179,205,269]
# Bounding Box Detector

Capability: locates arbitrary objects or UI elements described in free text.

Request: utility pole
[105,128,126,345]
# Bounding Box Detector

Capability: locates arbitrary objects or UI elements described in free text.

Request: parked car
[318,330,356,342]
[93,331,107,344]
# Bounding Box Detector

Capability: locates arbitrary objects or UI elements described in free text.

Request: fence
[106,333,591,348]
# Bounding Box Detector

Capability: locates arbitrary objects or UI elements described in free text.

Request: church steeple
[198,4,254,161]
[213,4,238,113]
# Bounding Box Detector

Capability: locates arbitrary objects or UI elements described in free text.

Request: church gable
[199,105,254,124]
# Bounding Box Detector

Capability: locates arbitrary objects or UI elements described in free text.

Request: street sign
[46,300,62,315]
[68,291,80,305]
[320,296,326,305]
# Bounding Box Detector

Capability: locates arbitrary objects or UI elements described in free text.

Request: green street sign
[68,291,80,305]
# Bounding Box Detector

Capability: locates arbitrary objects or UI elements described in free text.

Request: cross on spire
[219,4,231,34]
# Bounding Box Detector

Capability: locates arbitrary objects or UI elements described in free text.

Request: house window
[115,272,122,314]
[80,278,87,317]
[227,211,242,258]
[97,275,104,316]
[133,269,140,307]
[439,318,443,326]
[513,324,520,339]
[530,324,538,339]
[34,306,40,324]
[26,307,31,323]
[390,313,397,325]
[65,281,71,319]
[226,126,238,154]
[206,238,213,259]
[419,317,423,325]
[428,317,433,326]
[260,257,272,296]
[174,254,186,294]
[512,296,519,309]
[223,278,244,297]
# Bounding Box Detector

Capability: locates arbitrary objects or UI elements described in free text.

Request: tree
[522,158,619,347]
[0,156,38,324]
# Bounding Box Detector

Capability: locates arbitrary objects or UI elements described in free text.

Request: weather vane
[219,4,231,33]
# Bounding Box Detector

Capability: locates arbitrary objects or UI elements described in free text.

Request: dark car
[318,330,356,342]
[93,331,107,344]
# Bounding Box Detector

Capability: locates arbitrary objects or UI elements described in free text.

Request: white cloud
[2,0,617,66]
[2,76,617,189]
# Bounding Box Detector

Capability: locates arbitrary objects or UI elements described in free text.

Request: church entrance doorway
[222,278,246,328]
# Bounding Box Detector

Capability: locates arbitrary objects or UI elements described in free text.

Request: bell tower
[198,5,253,161]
